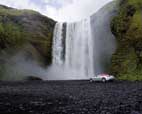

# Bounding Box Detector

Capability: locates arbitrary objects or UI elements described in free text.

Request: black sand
[0,81,142,114]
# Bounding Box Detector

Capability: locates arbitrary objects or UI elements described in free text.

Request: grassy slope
[110,0,142,80]
[0,5,55,64]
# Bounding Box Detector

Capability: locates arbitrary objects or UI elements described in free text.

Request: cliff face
[0,5,56,80]
[0,5,56,65]
[110,0,142,80]
[90,1,118,74]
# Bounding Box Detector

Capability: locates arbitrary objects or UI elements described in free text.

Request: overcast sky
[0,0,114,22]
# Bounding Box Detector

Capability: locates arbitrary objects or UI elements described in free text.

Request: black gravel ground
[0,80,142,114]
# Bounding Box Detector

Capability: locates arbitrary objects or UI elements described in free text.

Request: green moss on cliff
[0,22,27,49]
[110,0,142,80]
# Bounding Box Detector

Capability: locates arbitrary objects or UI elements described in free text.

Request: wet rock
[25,76,43,81]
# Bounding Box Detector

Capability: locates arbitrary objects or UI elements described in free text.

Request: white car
[90,74,115,82]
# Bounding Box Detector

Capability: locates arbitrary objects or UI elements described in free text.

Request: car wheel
[90,79,93,82]
[102,78,106,83]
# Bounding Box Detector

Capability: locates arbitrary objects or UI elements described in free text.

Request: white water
[52,23,64,65]
[65,18,94,77]
[52,18,95,79]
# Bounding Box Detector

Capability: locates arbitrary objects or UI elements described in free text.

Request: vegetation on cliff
[0,5,55,64]
[0,5,55,80]
[110,0,142,80]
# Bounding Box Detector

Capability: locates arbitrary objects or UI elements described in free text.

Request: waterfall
[65,18,94,77]
[52,23,64,65]
[52,17,95,79]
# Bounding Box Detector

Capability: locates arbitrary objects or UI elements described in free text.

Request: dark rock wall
[0,5,56,65]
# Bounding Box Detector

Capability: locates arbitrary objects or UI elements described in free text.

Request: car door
[94,76,101,81]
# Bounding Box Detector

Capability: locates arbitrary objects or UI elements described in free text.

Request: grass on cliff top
[0,5,39,16]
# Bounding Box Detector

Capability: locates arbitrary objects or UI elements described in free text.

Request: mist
[1,51,83,81]
[0,52,46,80]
